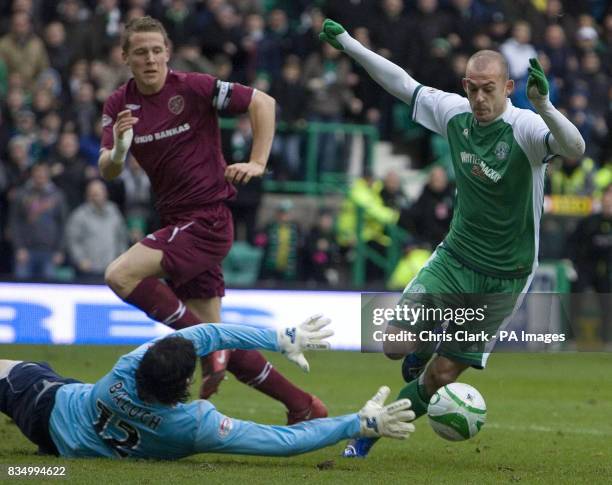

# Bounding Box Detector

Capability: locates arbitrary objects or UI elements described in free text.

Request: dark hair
[121,16,169,53]
[135,336,196,405]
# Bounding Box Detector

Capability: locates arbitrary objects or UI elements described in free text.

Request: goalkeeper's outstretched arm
[194,386,415,456]
[319,19,419,105]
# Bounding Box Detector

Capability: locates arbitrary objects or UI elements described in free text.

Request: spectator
[270,55,307,180]
[567,90,608,160]
[57,0,91,61]
[256,199,302,282]
[294,7,325,59]
[571,52,609,117]
[8,163,67,280]
[403,166,454,248]
[548,156,597,196]
[410,0,452,73]
[91,44,131,103]
[567,184,612,345]
[65,178,128,278]
[120,156,152,244]
[0,12,49,94]
[303,42,360,172]
[500,20,538,79]
[541,24,576,83]
[257,9,296,80]
[89,0,122,61]
[161,0,197,49]
[370,0,410,65]
[387,238,432,290]
[226,115,262,244]
[302,209,340,285]
[337,171,400,281]
[50,131,91,211]
[169,41,216,75]
[575,25,599,55]
[65,81,98,137]
[200,4,247,82]
[43,21,73,81]
[380,171,410,213]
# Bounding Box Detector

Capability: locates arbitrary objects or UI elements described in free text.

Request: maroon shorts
[140,203,233,300]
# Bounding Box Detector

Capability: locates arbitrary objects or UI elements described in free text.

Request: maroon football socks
[125,277,201,329]
[227,349,313,414]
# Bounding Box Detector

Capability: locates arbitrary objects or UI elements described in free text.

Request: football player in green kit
[318,19,586,457]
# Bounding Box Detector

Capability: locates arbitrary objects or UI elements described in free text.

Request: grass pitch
[0,345,611,484]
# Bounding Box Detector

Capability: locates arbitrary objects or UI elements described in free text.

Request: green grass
[0,346,611,484]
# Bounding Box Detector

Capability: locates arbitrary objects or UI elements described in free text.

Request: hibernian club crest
[494,141,510,160]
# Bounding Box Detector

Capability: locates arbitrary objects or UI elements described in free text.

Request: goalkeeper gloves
[358,386,416,439]
[318,19,347,51]
[277,314,333,372]
[526,58,550,108]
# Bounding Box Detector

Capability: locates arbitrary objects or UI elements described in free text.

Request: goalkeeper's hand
[358,386,416,439]
[319,19,347,51]
[277,314,333,372]
[526,58,550,109]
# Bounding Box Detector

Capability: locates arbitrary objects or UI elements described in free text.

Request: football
[427,383,487,441]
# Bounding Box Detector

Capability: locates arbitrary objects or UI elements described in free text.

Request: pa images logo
[494,141,510,160]
[168,95,185,115]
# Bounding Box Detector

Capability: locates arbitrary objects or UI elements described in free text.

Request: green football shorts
[393,245,532,368]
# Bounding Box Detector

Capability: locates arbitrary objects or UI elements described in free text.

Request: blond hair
[121,16,169,53]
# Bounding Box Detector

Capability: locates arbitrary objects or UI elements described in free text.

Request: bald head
[463,50,513,123]
[467,50,509,81]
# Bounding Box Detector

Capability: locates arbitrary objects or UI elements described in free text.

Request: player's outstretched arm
[194,386,415,456]
[172,315,333,372]
[99,109,138,180]
[527,58,585,159]
[224,90,275,185]
[319,19,419,104]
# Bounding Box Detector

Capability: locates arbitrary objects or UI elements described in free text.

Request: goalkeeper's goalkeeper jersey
[48,324,359,459]
[410,87,557,278]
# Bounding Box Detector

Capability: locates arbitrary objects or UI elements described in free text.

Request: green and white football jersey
[410,86,555,278]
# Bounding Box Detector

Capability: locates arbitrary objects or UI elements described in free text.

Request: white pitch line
[485,422,612,437]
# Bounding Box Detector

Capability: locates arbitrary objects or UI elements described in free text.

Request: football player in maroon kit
[99,16,325,423]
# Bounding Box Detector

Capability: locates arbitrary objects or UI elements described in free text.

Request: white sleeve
[339,32,418,104]
[410,86,471,138]
[512,109,556,166]
[536,101,586,160]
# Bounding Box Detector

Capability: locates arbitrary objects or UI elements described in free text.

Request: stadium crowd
[0,0,610,290]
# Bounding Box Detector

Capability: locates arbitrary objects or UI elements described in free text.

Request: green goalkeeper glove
[526,58,549,106]
[318,19,346,51]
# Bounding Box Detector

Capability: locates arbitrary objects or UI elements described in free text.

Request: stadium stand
[0,0,609,293]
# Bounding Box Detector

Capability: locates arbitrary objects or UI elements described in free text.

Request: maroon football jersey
[101,71,254,219]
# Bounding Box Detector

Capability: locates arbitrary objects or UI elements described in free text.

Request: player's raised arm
[224,90,275,185]
[98,109,139,180]
[319,19,419,104]
[526,58,585,159]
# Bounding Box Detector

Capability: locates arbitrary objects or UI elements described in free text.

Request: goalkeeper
[0,315,414,459]
[319,19,585,457]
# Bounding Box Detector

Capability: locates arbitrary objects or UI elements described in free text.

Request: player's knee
[104,260,134,297]
[382,326,417,359]
[425,359,464,393]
